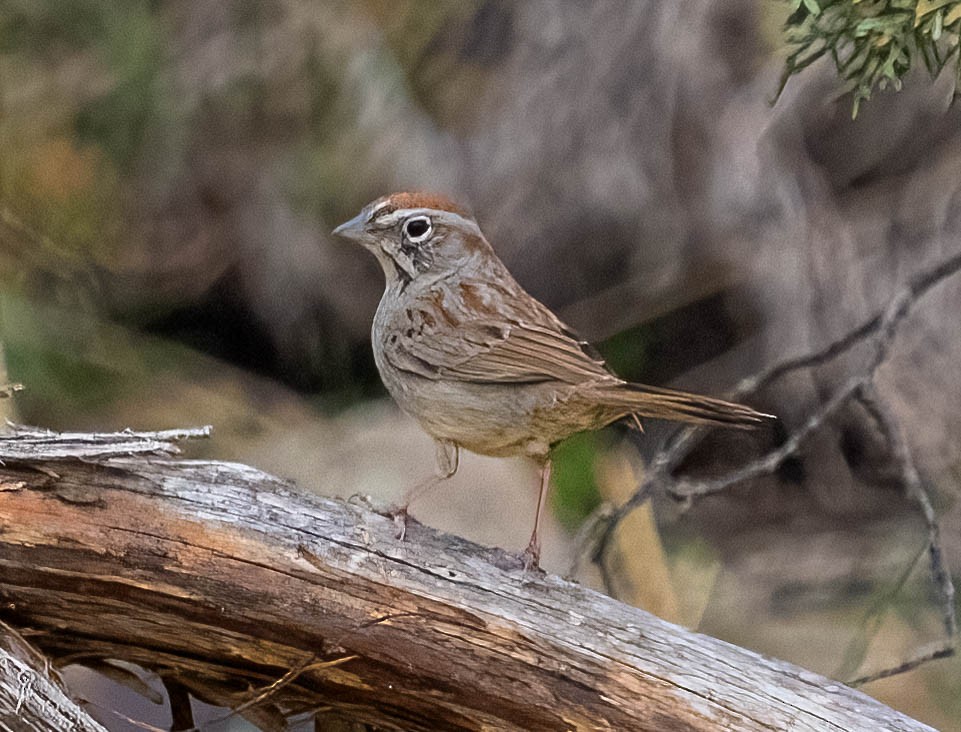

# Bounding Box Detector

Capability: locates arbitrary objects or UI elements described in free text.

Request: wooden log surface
[0,621,106,732]
[0,426,935,731]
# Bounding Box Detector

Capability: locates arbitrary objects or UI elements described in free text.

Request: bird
[334,192,773,568]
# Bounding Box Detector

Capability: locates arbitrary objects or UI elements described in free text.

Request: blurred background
[1,0,960,729]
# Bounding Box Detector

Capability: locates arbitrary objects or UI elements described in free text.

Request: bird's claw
[391,506,410,541]
[521,541,542,572]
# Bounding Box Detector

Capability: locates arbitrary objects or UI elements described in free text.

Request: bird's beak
[332,211,367,242]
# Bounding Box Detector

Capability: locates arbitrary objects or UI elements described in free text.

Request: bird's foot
[521,539,542,572]
[391,505,410,541]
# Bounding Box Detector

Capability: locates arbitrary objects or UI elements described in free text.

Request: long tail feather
[603,382,775,429]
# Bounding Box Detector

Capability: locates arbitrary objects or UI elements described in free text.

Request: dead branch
[591,249,961,684]
[845,385,957,684]
[0,425,935,731]
[0,424,211,460]
[0,620,106,732]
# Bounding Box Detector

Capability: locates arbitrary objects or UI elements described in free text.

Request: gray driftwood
[0,426,934,731]
[0,621,106,732]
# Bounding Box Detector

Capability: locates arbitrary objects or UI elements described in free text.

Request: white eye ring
[403,215,433,243]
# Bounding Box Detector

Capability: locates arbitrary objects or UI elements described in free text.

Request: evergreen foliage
[780,0,961,115]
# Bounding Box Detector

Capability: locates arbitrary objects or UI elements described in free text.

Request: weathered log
[0,426,934,730]
[0,621,106,732]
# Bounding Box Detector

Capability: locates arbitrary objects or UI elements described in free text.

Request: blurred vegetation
[780,0,961,115]
[1,2,960,729]
[549,430,606,530]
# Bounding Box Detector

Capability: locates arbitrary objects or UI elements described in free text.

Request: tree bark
[0,621,106,732]
[0,426,934,731]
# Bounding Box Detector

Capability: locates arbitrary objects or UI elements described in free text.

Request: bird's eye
[403,216,432,242]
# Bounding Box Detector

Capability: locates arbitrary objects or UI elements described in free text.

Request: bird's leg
[394,440,459,540]
[522,458,552,571]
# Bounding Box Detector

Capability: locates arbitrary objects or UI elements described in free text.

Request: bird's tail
[599,382,774,429]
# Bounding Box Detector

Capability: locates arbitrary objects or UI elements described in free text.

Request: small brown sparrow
[335,192,773,568]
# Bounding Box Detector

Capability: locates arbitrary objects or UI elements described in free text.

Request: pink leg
[522,458,552,570]
[394,441,459,540]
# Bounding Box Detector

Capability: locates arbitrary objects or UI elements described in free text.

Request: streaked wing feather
[487,328,611,381]
[389,279,614,385]
[428,322,611,384]
[382,279,774,429]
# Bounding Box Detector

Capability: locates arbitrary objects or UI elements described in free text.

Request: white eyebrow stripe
[374,208,481,236]
[368,200,391,219]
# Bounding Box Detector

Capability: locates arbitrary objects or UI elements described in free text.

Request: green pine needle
[778,0,961,117]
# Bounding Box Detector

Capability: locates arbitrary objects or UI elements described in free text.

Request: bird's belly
[378,366,607,457]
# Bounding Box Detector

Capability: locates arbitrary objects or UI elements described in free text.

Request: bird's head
[333,192,490,285]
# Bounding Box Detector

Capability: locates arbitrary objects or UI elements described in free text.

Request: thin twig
[588,248,961,683]
[567,501,616,581]
[667,374,868,501]
[735,247,961,397]
[847,644,956,687]
[844,385,957,686]
[78,698,166,732]
[835,540,927,682]
[0,423,212,460]
[181,654,358,732]
[606,247,961,514]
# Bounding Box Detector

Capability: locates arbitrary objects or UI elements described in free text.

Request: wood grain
[0,426,934,731]
[0,621,106,732]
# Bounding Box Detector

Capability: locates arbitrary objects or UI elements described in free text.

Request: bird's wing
[385,278,616,385]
